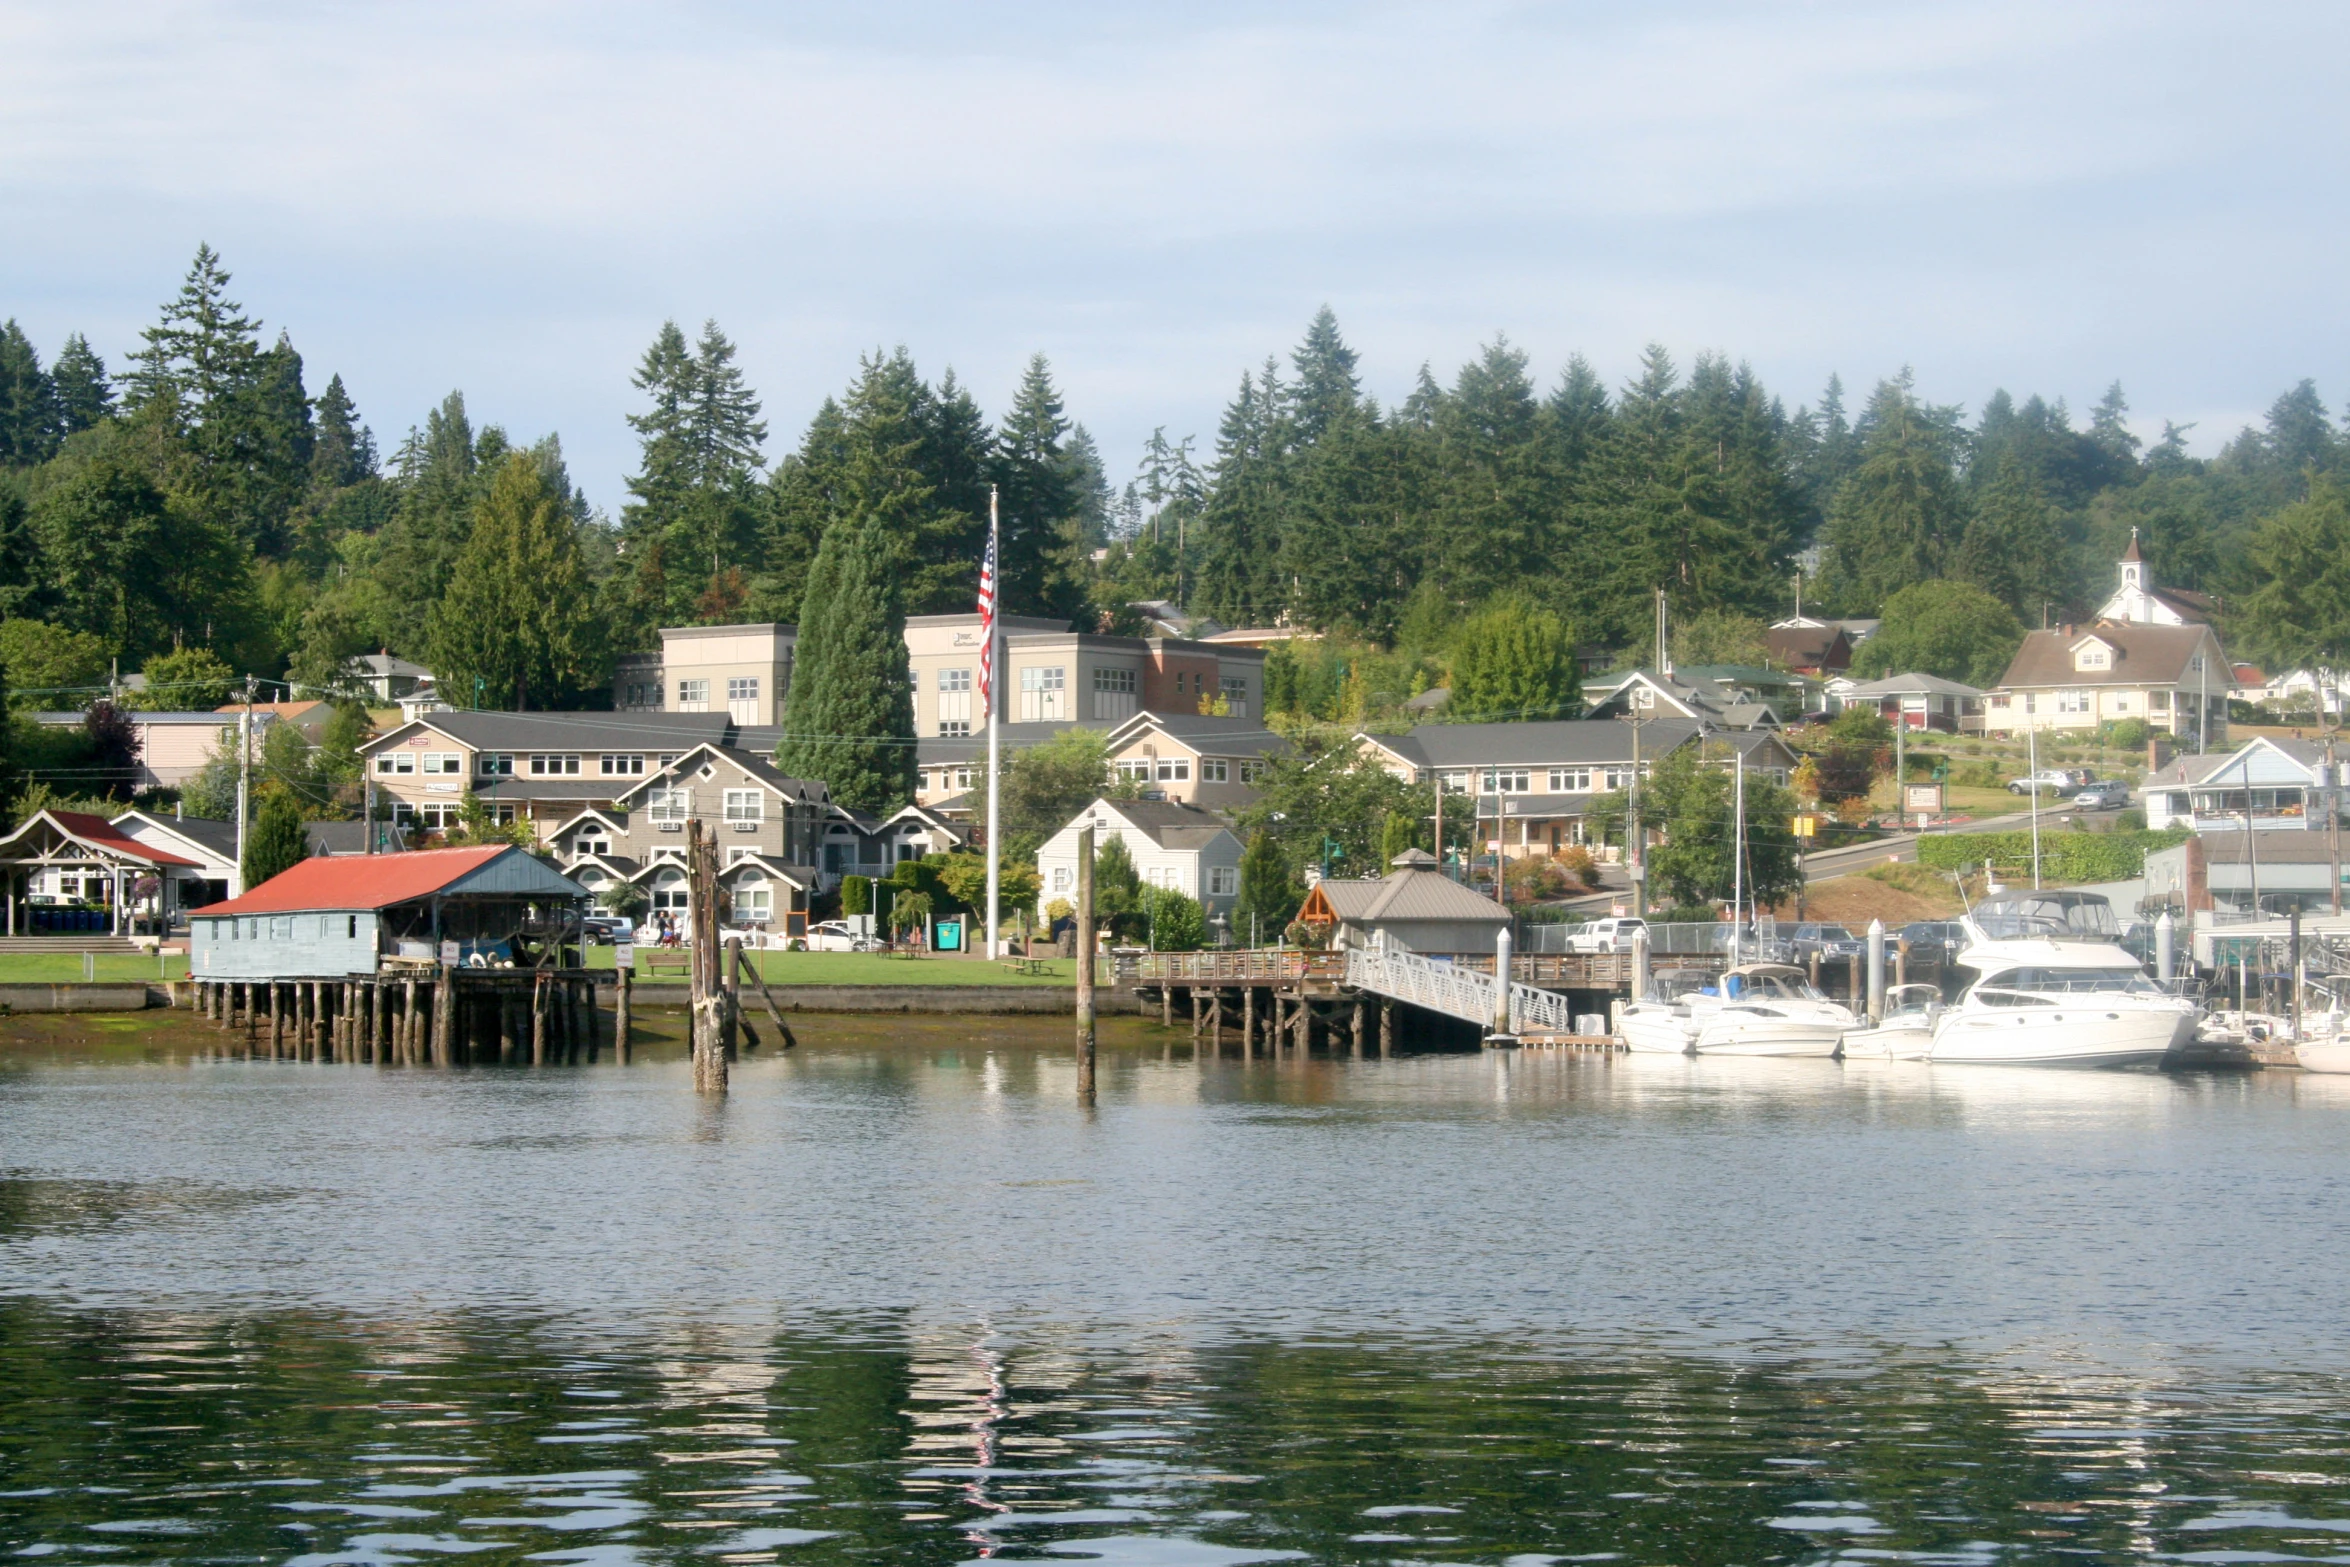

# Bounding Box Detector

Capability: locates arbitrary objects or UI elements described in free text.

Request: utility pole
[2027,724,2042,890]
[1075,824,1096,1103]
[235,675,254,895]
[1627,715,1647,918]
[2325,671,2341,916]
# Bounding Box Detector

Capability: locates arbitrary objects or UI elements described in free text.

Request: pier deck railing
[1343,947,1579,1036]
[1132,950,1348,985]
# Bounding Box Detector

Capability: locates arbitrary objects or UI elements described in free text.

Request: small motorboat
[1680,964,1856,1057]
[1840,983,1942,1061]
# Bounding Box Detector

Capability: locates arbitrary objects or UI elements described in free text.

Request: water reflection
[7,1017,2350,1560]
[5,1302,2350,1564]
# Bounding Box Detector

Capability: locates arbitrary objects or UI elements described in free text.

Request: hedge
[1916,827,2190,883]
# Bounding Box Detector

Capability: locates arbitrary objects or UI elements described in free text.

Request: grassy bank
[0,953,188,983]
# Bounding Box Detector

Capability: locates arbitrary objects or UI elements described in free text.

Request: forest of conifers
[2,246,2347,717]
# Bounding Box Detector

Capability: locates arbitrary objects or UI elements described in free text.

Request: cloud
[1,0,2345,504]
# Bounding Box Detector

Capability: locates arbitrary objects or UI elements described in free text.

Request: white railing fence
[1345,947,1579,1035]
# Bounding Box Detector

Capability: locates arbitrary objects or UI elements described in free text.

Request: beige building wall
[653,624,795,724]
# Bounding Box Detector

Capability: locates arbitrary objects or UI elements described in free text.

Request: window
[723,789,763,825]
[1156,759,1191,782]
[1092,665,1136,721]
[734,884,772,920]
[1019,665,1067,722]
[529,754,582,775]
[728,677,759,702]
[2151,691,2171,711]
[938,719,971,738]
[2057,690,2090,715]
[677,678,710,710]
[490,804,518,826]
[727,847,761,865]
[649,787,691,825]
[1117,759,1152,781]
[1208,866,1238,897]
[418,802,457,830]
[2076,645,2110,670]
[929,766,973,794]
[623,680,663,709]
[600,754,644,776]
[1602,766,1634,790]
[421,753,461,775]
[574,835,611,859]
[1482,768,1532,793]
[1051,865,1073,893]
[1990,694,2011,710]
[1201,759,1229,783]
[477,753,513,776]
[1549,767,1594,793]
[649,845,686,863]
[1239,760,1266,785]
[1440,770,1472,793]
[1220,676,1248,717]
[272,916,293,941]
[376,752,414,775]
[939,668,972,693]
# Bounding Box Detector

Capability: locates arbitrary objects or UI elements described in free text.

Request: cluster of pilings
[190,969,617,1066]
[1150,983,1407,1059]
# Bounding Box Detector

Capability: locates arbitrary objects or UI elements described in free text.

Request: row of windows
[1442,765,1641,794]
[214,914,362,941]
[1988,691,2223,715]
[1044,863,1240,897]
[379,750,677,779]
[928,757,1262,795]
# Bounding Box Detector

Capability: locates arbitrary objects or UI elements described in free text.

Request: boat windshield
[1971,891,2122,941]
[1975,965,2162,996]
[1717,969,1832,1004]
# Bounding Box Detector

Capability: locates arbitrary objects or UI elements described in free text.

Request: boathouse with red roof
[190,845,588,980]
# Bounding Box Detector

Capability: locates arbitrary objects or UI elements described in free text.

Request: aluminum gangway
[1343,946,1582,1037]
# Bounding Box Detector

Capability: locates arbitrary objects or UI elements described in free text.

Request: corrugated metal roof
[192,846,582,915]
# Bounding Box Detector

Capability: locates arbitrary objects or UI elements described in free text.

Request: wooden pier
[189,964,614,1066]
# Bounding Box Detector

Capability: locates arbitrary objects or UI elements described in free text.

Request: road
[1553,809,2046,910]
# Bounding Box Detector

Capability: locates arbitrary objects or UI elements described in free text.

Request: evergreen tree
[1286,305,1362,445]
[1424,336,1549,610]
[1848,580,2024,687]
[374,391,481,645]
[308,373,373,490]
[0,322,60,467]
[1953,458,2069,617]
[242,789,309,890]
[2241,475,2350,676]
[1234,829,1299,939]
[426,450,607,709]
[1190,371,1284,622]
[1820,371,1967,610]
[993,354,1081,619]
[24,436,179,655]
[1447,597,1576,722]
[775,515,917,811]
[622,319,765,621]
[49,334,112,435]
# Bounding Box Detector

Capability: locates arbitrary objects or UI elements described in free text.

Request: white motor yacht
[1840,983,1942,1061]
[1929,932,2196,1067]
[1620,964,1855,1057]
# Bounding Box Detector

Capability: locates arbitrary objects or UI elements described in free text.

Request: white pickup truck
[2008,768,2087,795]
[1564,916,1648,953]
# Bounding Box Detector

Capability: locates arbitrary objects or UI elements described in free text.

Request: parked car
[2009,768,2090,795]
[1898,920,1967,966]
[805,919,884,953]
[1782,922,1866,961]
[2073,780,2132,810]
[1563,916,1648,953]
[581,914,633,944]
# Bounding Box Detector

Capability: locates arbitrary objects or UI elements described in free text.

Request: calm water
[7,1015,2350,1564]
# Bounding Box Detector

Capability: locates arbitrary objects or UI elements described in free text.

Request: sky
[2,0,2346,514]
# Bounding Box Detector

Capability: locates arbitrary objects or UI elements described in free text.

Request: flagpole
[984,487,1002,960]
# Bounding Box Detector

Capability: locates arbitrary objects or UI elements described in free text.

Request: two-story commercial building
[613,622,795,724]
[1357,718,1799,860]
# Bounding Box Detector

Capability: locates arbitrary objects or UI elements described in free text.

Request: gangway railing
[1343,946,1579,1036]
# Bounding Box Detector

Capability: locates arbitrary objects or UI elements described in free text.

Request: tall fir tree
[426,450,606,709]
[993,354,1082,620]
[775,515,917,811]
[49,334,112,435]
[1819,371,1968,612]
[0,321,60,468]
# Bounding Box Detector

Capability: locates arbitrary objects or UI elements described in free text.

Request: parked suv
[1782,922,1866,961]
[580,914,633,944]
[1898,920,1967,966]
[2073,779,2131,810]
[1564,916,1648,953]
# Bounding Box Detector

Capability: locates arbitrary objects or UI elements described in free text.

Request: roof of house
[210,700,329,722]
[304,821,371,856]
[1366,718,1707,770]
[1308,857,1509,926]
[348,652,432,679]
[918,721,1114,767]
[1763,625,1849,667]
[367,710,733,753]
[2143,736,2327,787]
[1842,672,1984,699]
[35,710,245,727]
[1112,714,1291,758]
[607,743,826,806]
[1994,622,2218,690]
[2168,831,2341,866]
[112,812,238,864]
[1080,798,1238,852]
[8,810,204,867]
[1403,687,1451,712]
[192,845,583,916]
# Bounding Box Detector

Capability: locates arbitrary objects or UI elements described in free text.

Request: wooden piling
[1380,998,1393,1058]
[267,982,282,1057]
[432,966,453,1067]
[1351,999,1364,1059]
[688,820,727,1094]
[736,945,796,1049]
[1161,982,1172,1028]
[1241,985,1255,1061]
[1191,988,1203,1042]
[1074,823,1096,1103]
[1210,990,1223,1052]
[531,976,547,1065]
[615,962,633,1065]
[721,939,741,1060]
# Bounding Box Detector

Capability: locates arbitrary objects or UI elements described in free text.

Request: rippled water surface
[7,1014,2350,1564]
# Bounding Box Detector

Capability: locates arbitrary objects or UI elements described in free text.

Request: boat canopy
[1970,888,2121,941]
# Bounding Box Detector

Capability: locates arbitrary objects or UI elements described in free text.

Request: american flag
[976,517,998,714]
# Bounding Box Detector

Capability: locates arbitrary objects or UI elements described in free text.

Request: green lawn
[580,948,1079,987]
[0,953,189,983]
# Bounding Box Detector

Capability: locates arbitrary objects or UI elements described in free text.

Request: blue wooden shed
[190,845,588,980]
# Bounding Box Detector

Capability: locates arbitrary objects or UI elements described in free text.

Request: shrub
[1952,759,2003,789]
[1504,856,1576,903]
[1916,826,2188,882]
[1554,844,1598,890]
[1652,903,1721,925]
[840,874,872,916]
[1147,886,1207,951]
[2103,718,2151,749]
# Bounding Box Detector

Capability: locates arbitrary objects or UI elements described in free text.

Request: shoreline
[0,979,1100,1016]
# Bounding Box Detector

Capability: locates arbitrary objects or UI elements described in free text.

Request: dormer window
[2074,641,2112,672]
